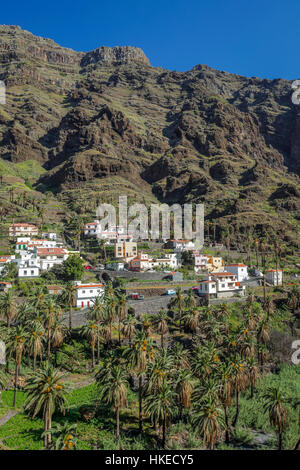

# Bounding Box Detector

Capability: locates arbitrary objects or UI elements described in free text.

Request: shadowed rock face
[0,25,300,246]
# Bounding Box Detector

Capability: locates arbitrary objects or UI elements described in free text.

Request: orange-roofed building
[225,263,249,282]
[73,281,105,309]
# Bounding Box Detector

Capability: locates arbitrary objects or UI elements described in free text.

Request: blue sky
[1,0,299,79]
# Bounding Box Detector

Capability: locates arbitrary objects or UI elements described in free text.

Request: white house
[167,240,195,252]
[28,239,57,249]
[84,220,101,236]
[74,281,105,308]
[16,237,31,243]
[198,272,246,299]
[265,269,283,286]
[9,223,38,237]
[105,261,125,271]
[129,252,178,271]
[18,265,40,278]
[225,264,249,282]
[36,247,69,271]
[42,232,57,240]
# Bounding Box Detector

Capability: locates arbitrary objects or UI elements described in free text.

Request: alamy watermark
[0,340,5,365]
[0,81,6,105]
[96,195,204,246]
[291,80,300,105]
[291,340,300,365]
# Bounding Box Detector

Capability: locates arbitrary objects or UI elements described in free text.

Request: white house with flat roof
[18,265,40,278]
[225,264,249,282]
[74,281,105,309]
[198,272,246,299]
[265,269,282,286]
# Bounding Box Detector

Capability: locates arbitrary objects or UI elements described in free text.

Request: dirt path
[0,409,19,427]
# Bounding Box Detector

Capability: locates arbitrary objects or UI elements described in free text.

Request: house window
[90,290,93,293]
[221,284,225,288]
[24,270,27,275]
[82,290,85,294]
[31,270,34,275]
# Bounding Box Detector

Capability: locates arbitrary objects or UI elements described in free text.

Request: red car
[84,265,93,270]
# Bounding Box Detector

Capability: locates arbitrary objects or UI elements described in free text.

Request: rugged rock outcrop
[0,25,299,245]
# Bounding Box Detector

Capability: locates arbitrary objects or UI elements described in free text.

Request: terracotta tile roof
[76,284,104,288]
[266,269,282,272]
[212,272,235,277]
[37,248,67,256]
[10,223,37,228]
[226,264,247,267]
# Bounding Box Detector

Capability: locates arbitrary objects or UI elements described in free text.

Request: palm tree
[183,307,199,336]
[247,357,260,398]
[27,321,45,370]
[7,326,28,407]
[175,369,193,420]
[263,387,287,450]
[0,290,17,328]
[87,297,104,363]
[185,289,196,309]
[0,368,8,403]
[116,295,127,345]
[61,282,77,332]
[153,310,169,348]
[169,288,185,330]
[145,382,175,448]
[231,360,248,428]
[44,422,77,450]
[24,363,69,449]
[80,321,98,369]
[192,397,224,450]
[43,297,59,362]
[124,331,156,432]
[122,314,137,346]
[51,318,68,367]
[218,363,233,443]
[96,363,129,440]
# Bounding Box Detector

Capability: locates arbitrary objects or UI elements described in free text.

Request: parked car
[166,289,176,295]
[138,294,144,300]
[94,264,105,271]
[128,292,139,300]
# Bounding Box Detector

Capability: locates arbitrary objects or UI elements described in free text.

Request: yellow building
[114,242,137,261]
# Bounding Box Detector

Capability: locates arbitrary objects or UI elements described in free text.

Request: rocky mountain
[0,25,299,246]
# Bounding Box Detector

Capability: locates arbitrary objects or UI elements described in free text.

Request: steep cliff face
[0,25,299,245]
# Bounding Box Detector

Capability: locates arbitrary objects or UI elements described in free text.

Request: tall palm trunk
[162,415,166,448]
[224,405,230,443]
[118,319,121,345]
[91,344,95,369]
[97,334,100,364]
[47,328,51,361]
[116,406,120,440]
[161,334,164,349]
[232,390,240,428]
[278,431,283,450]
[13,362,19,407]
[44,410,48,448]
[138,375,143,432]
[69,301,73,332]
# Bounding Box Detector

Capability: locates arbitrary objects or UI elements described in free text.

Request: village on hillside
[0,219,286,313]
[0,216,299,451]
